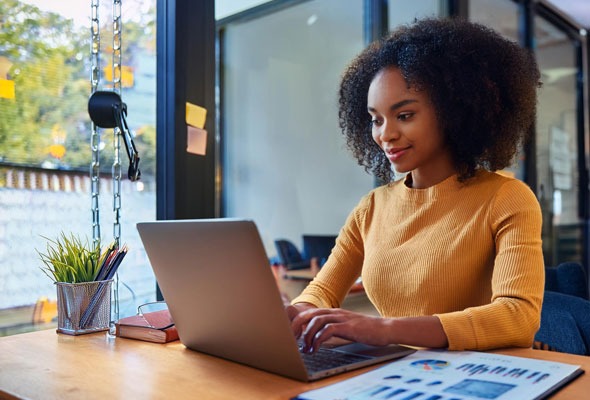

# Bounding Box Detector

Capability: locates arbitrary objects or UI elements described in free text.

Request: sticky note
[186,102,207,129]
[0,79,15,99]
[187,125,207,155]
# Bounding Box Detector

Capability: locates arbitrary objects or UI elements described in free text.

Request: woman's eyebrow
[367,99,418,113]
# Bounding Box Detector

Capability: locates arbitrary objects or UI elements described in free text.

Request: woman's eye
[370,118,383,127]
[398,112,413,121]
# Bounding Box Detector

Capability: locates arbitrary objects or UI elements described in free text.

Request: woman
[288,17,544,353]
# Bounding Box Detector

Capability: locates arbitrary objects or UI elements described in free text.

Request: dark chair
[274,239,310,270]
[533,262,590,355]
[544,262,588,300]
[534,291,590,356]
[302,234,337,266]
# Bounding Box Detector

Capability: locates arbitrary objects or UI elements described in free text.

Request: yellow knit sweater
[292,170,545,351]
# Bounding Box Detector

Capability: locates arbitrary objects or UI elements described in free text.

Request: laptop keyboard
[301,347,372,373]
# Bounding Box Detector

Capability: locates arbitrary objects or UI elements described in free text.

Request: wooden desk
[0,329,589,400]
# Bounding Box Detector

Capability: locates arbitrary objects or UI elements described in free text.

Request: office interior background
[0,0,588,335]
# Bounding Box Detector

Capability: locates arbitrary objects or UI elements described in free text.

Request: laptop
[136,218,415,381]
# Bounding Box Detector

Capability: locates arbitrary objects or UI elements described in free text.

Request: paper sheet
[294,350,582,400]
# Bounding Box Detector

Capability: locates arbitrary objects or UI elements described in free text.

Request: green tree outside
[0,0,156,177]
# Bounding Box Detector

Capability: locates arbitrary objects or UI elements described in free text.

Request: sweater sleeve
[291,194,370,308]
[436,180,545,350]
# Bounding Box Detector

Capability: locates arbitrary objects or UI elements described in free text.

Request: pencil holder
[55,280,113,335]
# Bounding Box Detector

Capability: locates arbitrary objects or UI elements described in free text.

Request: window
[220,0,372,255]
[388,0,440,29]
[0,0,157,336]
[469,0,525,180]
[533,15,582,266]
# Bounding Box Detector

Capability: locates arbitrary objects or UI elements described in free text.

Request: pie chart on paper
[410,359,450,371]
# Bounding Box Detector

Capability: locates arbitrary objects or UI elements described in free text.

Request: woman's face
[367,67,456,188]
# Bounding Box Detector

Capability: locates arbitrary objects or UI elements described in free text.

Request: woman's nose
[379,122,399,142]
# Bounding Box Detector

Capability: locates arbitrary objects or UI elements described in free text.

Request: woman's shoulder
[473,170,540,213]
[470,170,534,194]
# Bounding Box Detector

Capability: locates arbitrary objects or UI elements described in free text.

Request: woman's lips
[385,146,409,162]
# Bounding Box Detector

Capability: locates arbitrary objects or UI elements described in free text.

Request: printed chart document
[293,349,583,400]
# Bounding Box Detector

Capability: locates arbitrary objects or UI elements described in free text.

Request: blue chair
[534,262,590,355]
[274,239,310,270]
[544,262,589,300]
[534,290,590,356]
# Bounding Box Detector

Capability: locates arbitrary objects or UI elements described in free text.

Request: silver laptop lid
[137,218,309,381]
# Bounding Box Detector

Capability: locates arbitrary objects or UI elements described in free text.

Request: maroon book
[115,309,179,343]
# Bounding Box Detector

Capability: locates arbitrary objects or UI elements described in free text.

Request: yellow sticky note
[186,102,207,129]
[102,65,135,88]
[0,79,15,99]
[187,125,207,155]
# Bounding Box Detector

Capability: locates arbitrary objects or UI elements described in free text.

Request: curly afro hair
[338,17,541,182]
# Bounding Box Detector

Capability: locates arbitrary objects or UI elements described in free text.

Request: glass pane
[469,0,519,39]
[470,0,524,180]
[388,0,441,29]
[222,0,373,256]
[0,0,157,336]
[534,16,581,266]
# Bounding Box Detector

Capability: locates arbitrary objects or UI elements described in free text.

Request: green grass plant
[38,233,102,283]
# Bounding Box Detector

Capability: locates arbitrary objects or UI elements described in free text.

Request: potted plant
[37,233,116,335]
[38,232,102,283]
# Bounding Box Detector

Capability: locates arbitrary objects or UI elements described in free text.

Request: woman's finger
[291,307,340,337]
[300,312,354,352]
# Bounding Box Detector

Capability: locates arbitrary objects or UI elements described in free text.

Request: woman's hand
[288,305,449,352]
[290,307,395,353]
[285,302,316,321]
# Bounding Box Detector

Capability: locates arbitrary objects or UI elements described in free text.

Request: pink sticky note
[187,125,207,155]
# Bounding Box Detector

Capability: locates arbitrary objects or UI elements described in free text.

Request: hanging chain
[89,0,124,330]
[112,0,123,248]
[111,0,123,325]
[90,0,101,247]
